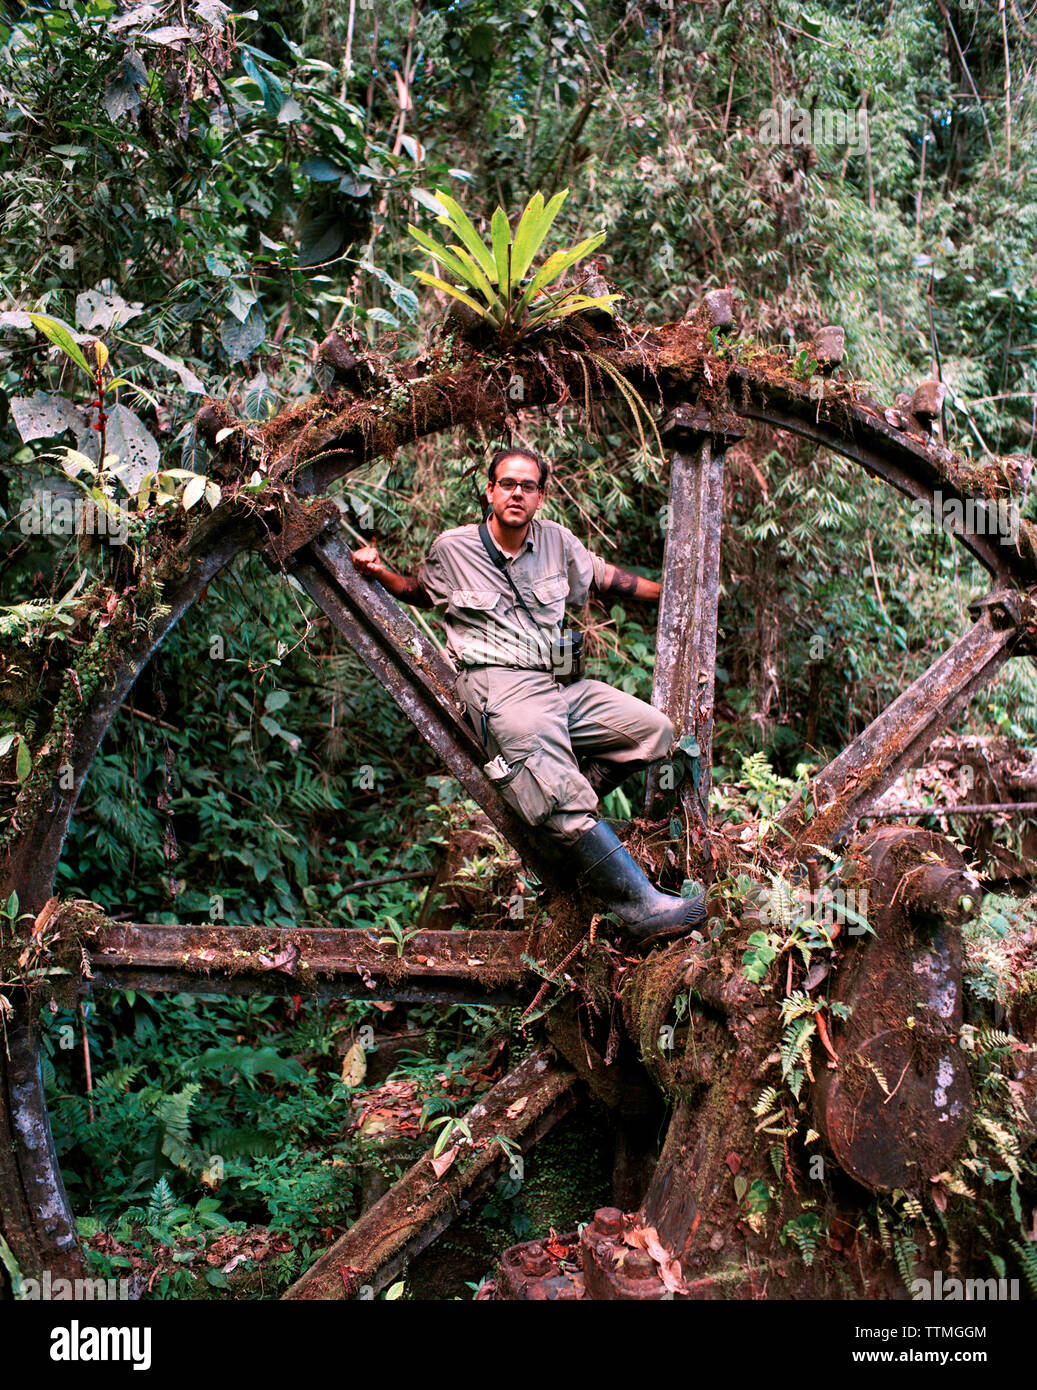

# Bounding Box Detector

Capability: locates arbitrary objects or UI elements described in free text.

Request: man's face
[486,455,544,529]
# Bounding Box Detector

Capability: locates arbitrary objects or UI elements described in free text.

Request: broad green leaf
[9,392,88,443]
[524,293,622,329]
[490,207,511,289]
[510,189,568,284]
[27,314,93,377]
[449,245,499,308]
[513,232,607,315]
[410,187,446,216]
[407,226,475,287]
[411,271,495,322]
[137,344,205,394]
[182,475,206,510]
[16,737,31,782]
[432,189,497,283]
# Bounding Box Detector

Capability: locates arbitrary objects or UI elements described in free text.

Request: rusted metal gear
[813,827,980,1193]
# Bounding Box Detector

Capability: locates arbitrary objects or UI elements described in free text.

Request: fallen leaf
[258,942,299,975]
[624,1224,689,1295]
[341,1040,367,1087]
[31,896,60,945]
[430,1146,457,1178]
[505,1096,528,1119]
[545,1228,569,1258]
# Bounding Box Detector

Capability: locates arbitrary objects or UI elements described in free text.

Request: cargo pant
[455,667,675,844]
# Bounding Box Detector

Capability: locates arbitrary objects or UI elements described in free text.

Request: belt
[460,663,553,673]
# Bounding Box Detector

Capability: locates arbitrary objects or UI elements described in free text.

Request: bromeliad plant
[408,189,621,344]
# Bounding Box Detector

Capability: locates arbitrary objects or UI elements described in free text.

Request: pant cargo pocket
[484,747,557,826]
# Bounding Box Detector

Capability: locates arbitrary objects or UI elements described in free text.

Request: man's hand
[351,545,387,579]
[350,546,433,608]
[600,563,662,603]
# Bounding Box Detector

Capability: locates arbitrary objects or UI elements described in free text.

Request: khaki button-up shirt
[418,517,608,671]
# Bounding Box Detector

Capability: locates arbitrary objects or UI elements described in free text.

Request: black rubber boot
[570,820,708,944]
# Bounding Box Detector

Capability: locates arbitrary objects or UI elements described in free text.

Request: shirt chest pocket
[450,587,501,616]
[529,572,569,624]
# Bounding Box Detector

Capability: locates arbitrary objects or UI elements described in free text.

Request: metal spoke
[86,923,531,1006]
[283,1049,579,1300]
[772,603,1030,852]
[645,405,742,826]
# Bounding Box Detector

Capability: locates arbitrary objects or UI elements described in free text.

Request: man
[351,446,706,943]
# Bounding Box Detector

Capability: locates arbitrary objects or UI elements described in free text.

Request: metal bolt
[593,1207,624,1236]
[624,1250,658,1281]
[910,380,946,424]
[520,1242,554,1276]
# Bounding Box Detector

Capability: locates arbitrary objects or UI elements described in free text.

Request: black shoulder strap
[478,520,542,629]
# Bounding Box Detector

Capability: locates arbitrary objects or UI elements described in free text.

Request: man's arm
[598,562,662,603]
[351,546,434,608]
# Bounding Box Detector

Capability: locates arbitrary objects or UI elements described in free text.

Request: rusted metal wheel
[2,306,1033,1299]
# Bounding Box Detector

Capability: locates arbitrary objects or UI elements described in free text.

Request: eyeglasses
[495,477,541,496]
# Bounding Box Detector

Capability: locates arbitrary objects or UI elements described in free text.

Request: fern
[975,1028,1014,1054]
[94,1063,145,1095]
[975,1114,1022,1180]
[781,1212,822,1266]
[781,1017,816,1081]
[184,1046,308,1087]
[893,1232,920,1290]
[154,1083,201,1143]
[146,1176,175,1222]
[205,1126,280,1160]
[780,990,818,1024]
[753,1086,780,1118]
[1011,1240,1037,1297]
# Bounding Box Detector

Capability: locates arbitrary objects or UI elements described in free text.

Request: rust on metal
[814,827,978,1192]
[496,1234,586,1300]
[775,614,1025,852]
[87,923,532,1004]
[645,386,743,824]
[812,325,845,369]
[259,495,340,567]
